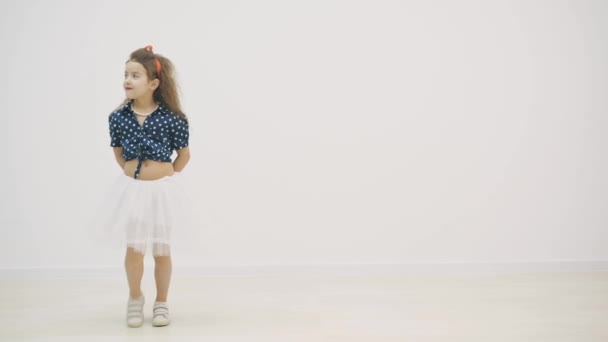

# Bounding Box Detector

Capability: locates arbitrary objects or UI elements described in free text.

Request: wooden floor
[1,270,607,341]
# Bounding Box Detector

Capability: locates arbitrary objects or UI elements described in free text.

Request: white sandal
[126,294,145,328]
[152,302,171,327]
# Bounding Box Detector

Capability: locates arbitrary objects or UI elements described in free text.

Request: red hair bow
[144,45,161,76]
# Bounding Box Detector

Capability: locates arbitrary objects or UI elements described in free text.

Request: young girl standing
[105,45,190,328]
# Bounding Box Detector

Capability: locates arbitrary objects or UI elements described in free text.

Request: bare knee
[154,255,172,264]
[125,247,144,266]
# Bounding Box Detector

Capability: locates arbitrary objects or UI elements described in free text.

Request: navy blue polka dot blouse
[109,100,189,178]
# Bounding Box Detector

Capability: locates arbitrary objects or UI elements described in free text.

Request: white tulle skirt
[91,172,198,256]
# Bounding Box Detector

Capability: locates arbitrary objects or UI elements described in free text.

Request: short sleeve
[109,113,122,147]
[171,116,189,150]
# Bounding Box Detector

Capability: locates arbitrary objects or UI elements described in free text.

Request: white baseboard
[1,260,608,280]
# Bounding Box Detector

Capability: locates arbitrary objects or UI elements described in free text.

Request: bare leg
[153,244,172,302]
[125,247,144,299]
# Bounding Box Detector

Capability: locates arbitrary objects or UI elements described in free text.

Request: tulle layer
[90,172,197,256]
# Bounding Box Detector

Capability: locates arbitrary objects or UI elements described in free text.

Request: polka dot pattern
[108,100,189,165]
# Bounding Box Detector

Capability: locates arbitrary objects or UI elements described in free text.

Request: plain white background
[0,0,606,272]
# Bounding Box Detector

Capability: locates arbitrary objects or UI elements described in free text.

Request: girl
[105,45,190,328]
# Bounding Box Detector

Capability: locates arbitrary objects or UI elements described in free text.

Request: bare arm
[173,147,190,172]
[113,147,126,169]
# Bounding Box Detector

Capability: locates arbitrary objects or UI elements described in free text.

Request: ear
[149,78,160,91]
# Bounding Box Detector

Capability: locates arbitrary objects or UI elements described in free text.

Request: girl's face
[123,61,159,100]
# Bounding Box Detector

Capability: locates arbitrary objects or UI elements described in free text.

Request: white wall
[1,0,607,271]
